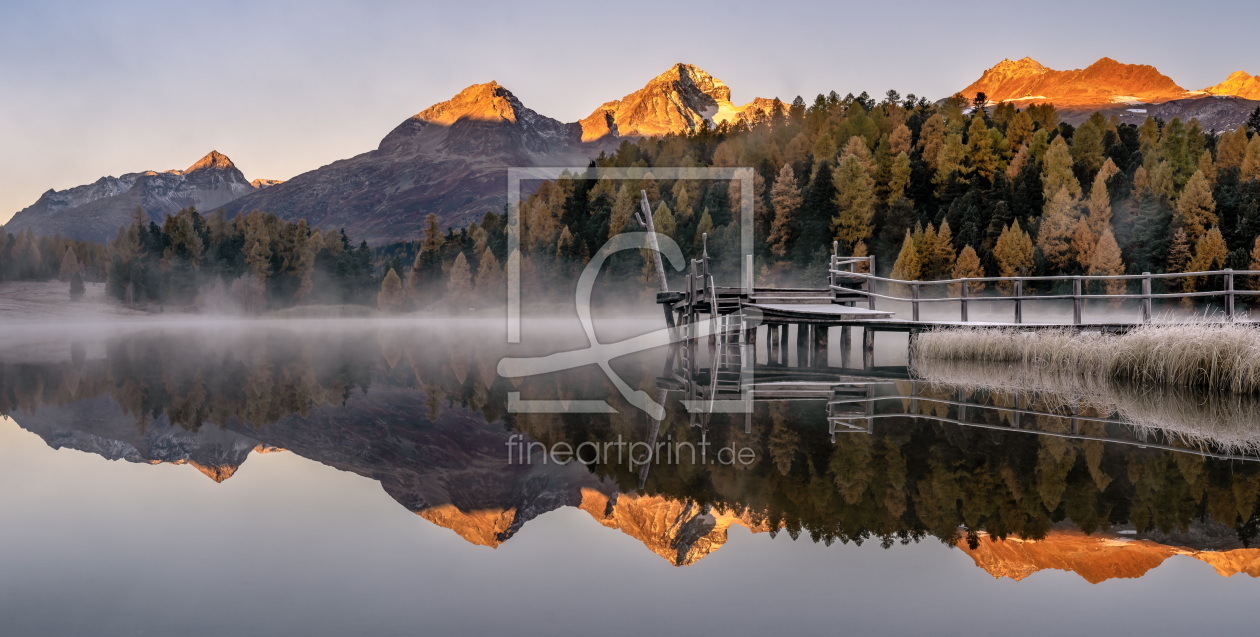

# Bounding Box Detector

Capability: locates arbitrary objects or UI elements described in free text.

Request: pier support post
[1226,268,1235,319]
[839,326,852,368]
[1014,279,1023,324]
[1072,277,1083,325]
[796,324,809,366]
[779,324,790,365]
[960,281,969,322]
[813,325,829,368]
[862,329,875,369]
[1141,273,1152,322]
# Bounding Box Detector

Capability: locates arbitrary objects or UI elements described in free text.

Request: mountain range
[6,59,1259,244]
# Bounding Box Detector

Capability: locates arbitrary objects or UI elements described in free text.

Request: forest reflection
[4,321,1260,580]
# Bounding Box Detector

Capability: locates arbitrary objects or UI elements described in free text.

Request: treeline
[485,91,1260,295]
[0,226,108,284]
[105,208,377,312]
[373,211,509,311]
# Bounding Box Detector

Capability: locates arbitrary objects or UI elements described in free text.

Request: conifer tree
[608,186,636,239]
[966,116,998,182]
[768,163,802,257]
[994,221,1034,294]
[889,231,921,294]
[1037,187,1081,271]
[1217,126,1250,171]
[949,245,985,296]
[59,246,80,282]
[1242,135,1260,182]
[1042,136,1082,200]
[474,245,502,300]
[377,268,406,312]
[887,152,912,204]
[1087,228,1125,298]
[447,252,473,306]
[1175,170,1218,243]
[1247,236,1260,290]
[832,148,876,251]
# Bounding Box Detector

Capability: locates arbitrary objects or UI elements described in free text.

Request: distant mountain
[1203,70,1260,100]
[4,151,267,242]
[962,56,1186,107]
[217,81,591,242]
[219,64,778,243]
[578,63,781,141]
[959,57,1260,129]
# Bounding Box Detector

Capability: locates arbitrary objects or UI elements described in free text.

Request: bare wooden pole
[638,190,669,295]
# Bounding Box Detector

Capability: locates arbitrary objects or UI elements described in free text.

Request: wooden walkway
[658,238,1260,336]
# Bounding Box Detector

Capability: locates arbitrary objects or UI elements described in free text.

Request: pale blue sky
[1,0,1255,223]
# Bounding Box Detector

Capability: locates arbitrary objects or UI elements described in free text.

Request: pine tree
[474,245,502,300]
[447,252,473,306]
[1217,126,1250,171]
[1087,228,1125,298]
[1037,187,1081,271]
[1248,235,1260,290]
[695,208,715,246]
[1242,135,1260,182]
[966,116,999,182]
[994,221,1035,294]
[831,150,876,251]
[949,245,985,296]
[933,132,968,193]
[889,231,921,294]
[59,246,80,282]
[887,151,912,204]
[921,221,956,280]
[1187,227,1228,293]
[1070,113,1108,178]
[377,268,406,312]
[69,271,85,301]
[768,163,802,257]
[1042,136,1082,200]
[608,186,637,239]
[1175,170,1218,243]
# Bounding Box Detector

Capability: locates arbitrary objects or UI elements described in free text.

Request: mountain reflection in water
[4,320,1260,584]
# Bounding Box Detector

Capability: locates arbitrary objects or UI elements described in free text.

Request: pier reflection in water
[2,320,1260,635]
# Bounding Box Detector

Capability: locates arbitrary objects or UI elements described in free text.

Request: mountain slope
[962,56,1187,106]
[216,81,591,243]
[5,151,261,242]
[578,63,780,141]
[1204,70,1260,100]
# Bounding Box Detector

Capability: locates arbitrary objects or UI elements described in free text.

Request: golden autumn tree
[832,139,877,251]
[767,162,802,257]
[1174,170,1217,243]
[994,221,1035,294]
[1038,187,1080,271]
[889,230,922,295]
[949,245,985,296]
[377,268,406,313]
[447,252,473,307]
[1086,228,1125,298]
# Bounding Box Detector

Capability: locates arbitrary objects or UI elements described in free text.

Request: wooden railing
[829,247,1259,324]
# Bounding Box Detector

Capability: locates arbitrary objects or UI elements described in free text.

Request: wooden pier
[658,237,1260,363]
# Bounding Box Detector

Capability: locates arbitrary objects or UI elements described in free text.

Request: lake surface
[2,317,1259,636]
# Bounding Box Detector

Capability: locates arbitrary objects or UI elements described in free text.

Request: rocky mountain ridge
[4,151,269,242]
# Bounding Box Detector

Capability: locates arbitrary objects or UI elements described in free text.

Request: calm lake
[1,317,1258,636]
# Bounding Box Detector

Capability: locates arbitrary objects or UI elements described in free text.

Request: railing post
[1072,276,1082,325]
[1014,279,1023,324]
[746,254,754,296]
[1141,273,1152,323]
[960,280,969,322]
[911,282,920,322]
[1226,268,1235,319]
[866,258,877,311]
